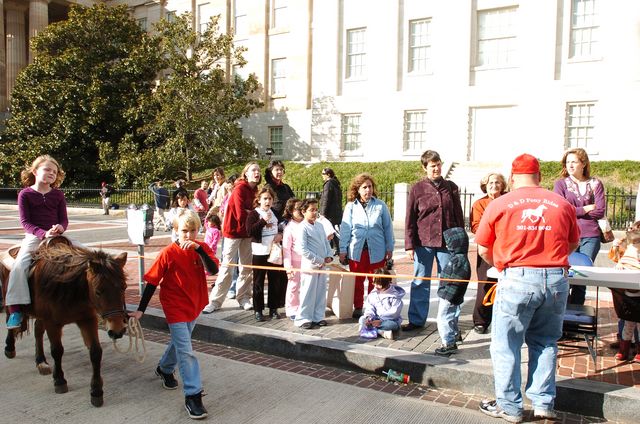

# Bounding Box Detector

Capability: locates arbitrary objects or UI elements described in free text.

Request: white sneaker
[202,303,220,314]
[379,330,397,340]
[533,408,557,419]
[241,300,253,311]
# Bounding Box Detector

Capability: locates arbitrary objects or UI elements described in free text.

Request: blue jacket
[339,197,394,263]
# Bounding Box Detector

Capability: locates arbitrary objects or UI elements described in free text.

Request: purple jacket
[553,177,605,239]
[18,187,69,240]
[405,178,464,250]
[363,285,405,326]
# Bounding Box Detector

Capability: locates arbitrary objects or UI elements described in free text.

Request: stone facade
[3,1,640,162]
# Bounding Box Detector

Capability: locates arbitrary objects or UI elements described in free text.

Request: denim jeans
[491,267,568,416]
[568,237,600,305]
[408,246,451,326]
[159,320,202,396]
[358,316,400,331]
[436,297,460,346]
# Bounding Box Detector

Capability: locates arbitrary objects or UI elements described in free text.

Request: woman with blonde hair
[339,173,394,318]
[470,172,507,334]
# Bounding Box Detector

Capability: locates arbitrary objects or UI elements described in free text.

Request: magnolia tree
[0,4,262,185]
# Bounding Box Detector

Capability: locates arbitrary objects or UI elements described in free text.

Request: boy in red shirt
[130,209,218,420]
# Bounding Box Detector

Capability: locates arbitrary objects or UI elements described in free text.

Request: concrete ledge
[136,306,640,423]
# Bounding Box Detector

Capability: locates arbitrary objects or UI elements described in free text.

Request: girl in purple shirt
[6,155,71,329]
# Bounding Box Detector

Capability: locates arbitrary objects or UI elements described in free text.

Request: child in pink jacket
[282,198,303,319]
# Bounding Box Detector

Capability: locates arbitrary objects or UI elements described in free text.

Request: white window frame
[271,0,288,29]
[198,3,211,34]
[234,0,248,39]
[475,7,518,69]
[137,18,147,31]
[341,113,362,153]
[570,0,599,59]
[408,19,432,74]
[269,126,284,157]
[166,11,177,23]
[565,102,596,151]
[346,28,366,80]
[271,58,286,97]
[403,110,427,153]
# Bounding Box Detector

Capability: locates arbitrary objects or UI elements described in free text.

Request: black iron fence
[0,185,636,230]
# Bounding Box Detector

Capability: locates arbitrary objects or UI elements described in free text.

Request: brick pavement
[119,241,640,390]
[143,327,619,423]
[2,214,639,392]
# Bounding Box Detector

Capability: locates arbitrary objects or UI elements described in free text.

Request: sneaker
[479,400,523,423]
[241,300,253,311]
[155,366,178,390]
[202,303,220,314]
[434,343,458,356]
[379,330,397,340]
[184,391,208,420]
[533,408,557,419]
[401,322,423,331]
[6,312,22,330]
[228,292,236,299]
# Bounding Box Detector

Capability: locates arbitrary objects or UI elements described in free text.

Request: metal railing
[0,185,636,230]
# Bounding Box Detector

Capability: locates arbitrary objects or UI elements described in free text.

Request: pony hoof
[37,363,52,375]
[4,349,15,359]
[54,383,68,394]
[91,396,104,407]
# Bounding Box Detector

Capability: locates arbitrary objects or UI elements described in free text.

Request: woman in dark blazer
[320,167,342,252]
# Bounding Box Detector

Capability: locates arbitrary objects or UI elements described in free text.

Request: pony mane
[32,244,126,304]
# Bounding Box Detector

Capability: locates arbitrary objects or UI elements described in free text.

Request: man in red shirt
[475,154,579,423]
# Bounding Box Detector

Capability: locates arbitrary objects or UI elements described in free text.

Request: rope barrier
[131,255,496,286]
[112,316,147,363]
[131,254,498,305]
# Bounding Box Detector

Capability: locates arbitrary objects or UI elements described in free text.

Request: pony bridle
[101,305,128,320]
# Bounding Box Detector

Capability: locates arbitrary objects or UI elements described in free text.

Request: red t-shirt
[475,186,580,271]
[144,241,214,323]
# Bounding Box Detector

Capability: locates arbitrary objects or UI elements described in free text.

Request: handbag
[267,242,283,265]
[598,218,615,244]
[359,325,378,339]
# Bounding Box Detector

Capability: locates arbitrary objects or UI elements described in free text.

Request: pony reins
[112,316,147,363]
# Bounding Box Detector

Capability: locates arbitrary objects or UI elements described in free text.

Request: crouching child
[129,209,219,420]
[358,268,405,340]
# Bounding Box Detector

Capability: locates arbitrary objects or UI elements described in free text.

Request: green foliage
[193,160,638,194]
[135,13,263,182]
[0,4,161,186]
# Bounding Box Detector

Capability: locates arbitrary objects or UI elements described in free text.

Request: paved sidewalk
[1,208,639,422]
[120,236,640,423]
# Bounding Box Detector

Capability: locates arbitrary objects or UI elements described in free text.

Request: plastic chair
[563,252,598,366]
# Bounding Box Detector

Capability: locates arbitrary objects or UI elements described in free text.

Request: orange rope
[133,255,496,286]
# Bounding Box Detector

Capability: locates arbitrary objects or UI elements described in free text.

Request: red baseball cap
[511,154,540,175]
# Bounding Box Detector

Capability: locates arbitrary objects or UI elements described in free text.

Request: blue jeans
[436,297,460,346]
[159,320,202,396]
[408,246,451,326]
[491,268,568,416]
[568,237,600,305]
[358,316,400,331]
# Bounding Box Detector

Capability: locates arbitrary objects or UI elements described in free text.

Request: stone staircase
[446,161,510,197]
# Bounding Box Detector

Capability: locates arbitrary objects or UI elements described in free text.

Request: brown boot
[615,340,631,361]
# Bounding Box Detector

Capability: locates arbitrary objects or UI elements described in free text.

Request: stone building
[3,0,640,162]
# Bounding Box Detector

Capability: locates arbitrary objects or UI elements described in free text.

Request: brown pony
[2,238,128,407]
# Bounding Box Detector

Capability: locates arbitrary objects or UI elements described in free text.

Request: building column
[29,0,51,63]
[0,0,7,111]
[5,1,28,105]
